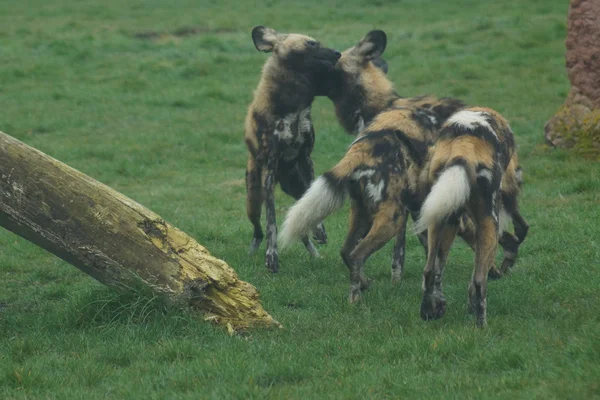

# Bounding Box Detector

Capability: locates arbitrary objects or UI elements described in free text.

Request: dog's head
[316,30,389,99]
[252,26,341,74]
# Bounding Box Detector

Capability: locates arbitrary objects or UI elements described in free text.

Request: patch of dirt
[133,26,235,40]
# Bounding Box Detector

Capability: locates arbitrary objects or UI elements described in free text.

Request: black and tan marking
[281,31,503,303]
[309,30,493,282]
[279,105,442,302]
[315,30,466,136]
[244,26,341,272]
[316,30,527,282]
[415,107,527,327]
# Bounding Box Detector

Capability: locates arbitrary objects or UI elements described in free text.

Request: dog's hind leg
[346,204,399,303]
[410,211,428,257]
[340,204,372,302]
[457,214,503,279]
[246,155,263,254]
[391,209,408,284]
[421,221,458,321]
[468,200,499,328]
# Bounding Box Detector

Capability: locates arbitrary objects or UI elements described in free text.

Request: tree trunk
[544,0,600,154]
[0,130,279,331]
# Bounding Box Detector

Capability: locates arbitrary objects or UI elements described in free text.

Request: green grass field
[1,0,600,398]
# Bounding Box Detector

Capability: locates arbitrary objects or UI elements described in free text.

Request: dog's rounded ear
[356,30,387,60]
[252,26,280,52]
[372,57,389,74]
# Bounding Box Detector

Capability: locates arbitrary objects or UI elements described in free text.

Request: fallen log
[0,130,279,330]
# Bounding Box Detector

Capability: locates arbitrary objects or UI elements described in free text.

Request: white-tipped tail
[413,165,471,233]
[278,176,345,249]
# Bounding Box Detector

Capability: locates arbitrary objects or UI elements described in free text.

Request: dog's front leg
[263,150,279,273]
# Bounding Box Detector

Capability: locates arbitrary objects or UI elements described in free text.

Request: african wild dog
[278,31,468,295]
[315,29,528,279]
[244,26,341,272]
[413,107,526,327]
[279,103,443,303]
[311,31,474,259]
[279,31,528,303]
[278,31,471,302]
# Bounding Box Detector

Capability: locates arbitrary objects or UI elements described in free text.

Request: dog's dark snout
[333,50,341,59]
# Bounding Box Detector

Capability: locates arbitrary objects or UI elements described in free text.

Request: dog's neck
[333,83,400,136]
[329,63,400,135]
[253,58,316,119]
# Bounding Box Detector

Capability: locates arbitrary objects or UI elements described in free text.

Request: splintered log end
[189,281,283,331]
[140,220,282,330]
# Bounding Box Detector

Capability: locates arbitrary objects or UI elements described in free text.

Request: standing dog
[279,104,443,302]
[315,30,527,278]
[279,31,528,305]
[245,26,341,272]
[414,108,523,327]
[278,30,467,302]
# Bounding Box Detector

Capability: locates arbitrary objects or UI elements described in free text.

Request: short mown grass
[1,0,599,398]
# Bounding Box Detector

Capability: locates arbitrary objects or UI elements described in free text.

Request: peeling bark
[0,131,280,330]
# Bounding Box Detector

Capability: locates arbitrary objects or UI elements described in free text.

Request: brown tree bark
[545,0,600,153]
[0,130,279,331]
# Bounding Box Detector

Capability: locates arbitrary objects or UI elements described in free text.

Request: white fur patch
[366,180,385,203]
[491,191,499,223]
[477,169,493,182]
[351,169,375,180]
[274,114,296,140]
[279,176,345,249]
[515,169,523,184]
[354,116,365,135]
[413,165,471,233]
[447,110,497,139]
[298,107,312,135]
[498,207,512,234]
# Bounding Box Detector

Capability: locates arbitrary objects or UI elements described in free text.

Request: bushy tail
[413,164,471,234]
[278,174,346,249]
[279,153,363,249]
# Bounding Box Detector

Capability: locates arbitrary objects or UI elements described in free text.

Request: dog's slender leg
[498,194,529,273]
[457,214,503,279]
[421,221,457,321]
[512,207,529,244]
[499,231,519,274]
[391,209,408,284]
[263,151,279,273]
[410,211,428,257]
[246,155,263,254]
[468,207,499,328]
[346,205,398,303]
[340,204,371,303]
[341,202,371,264]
